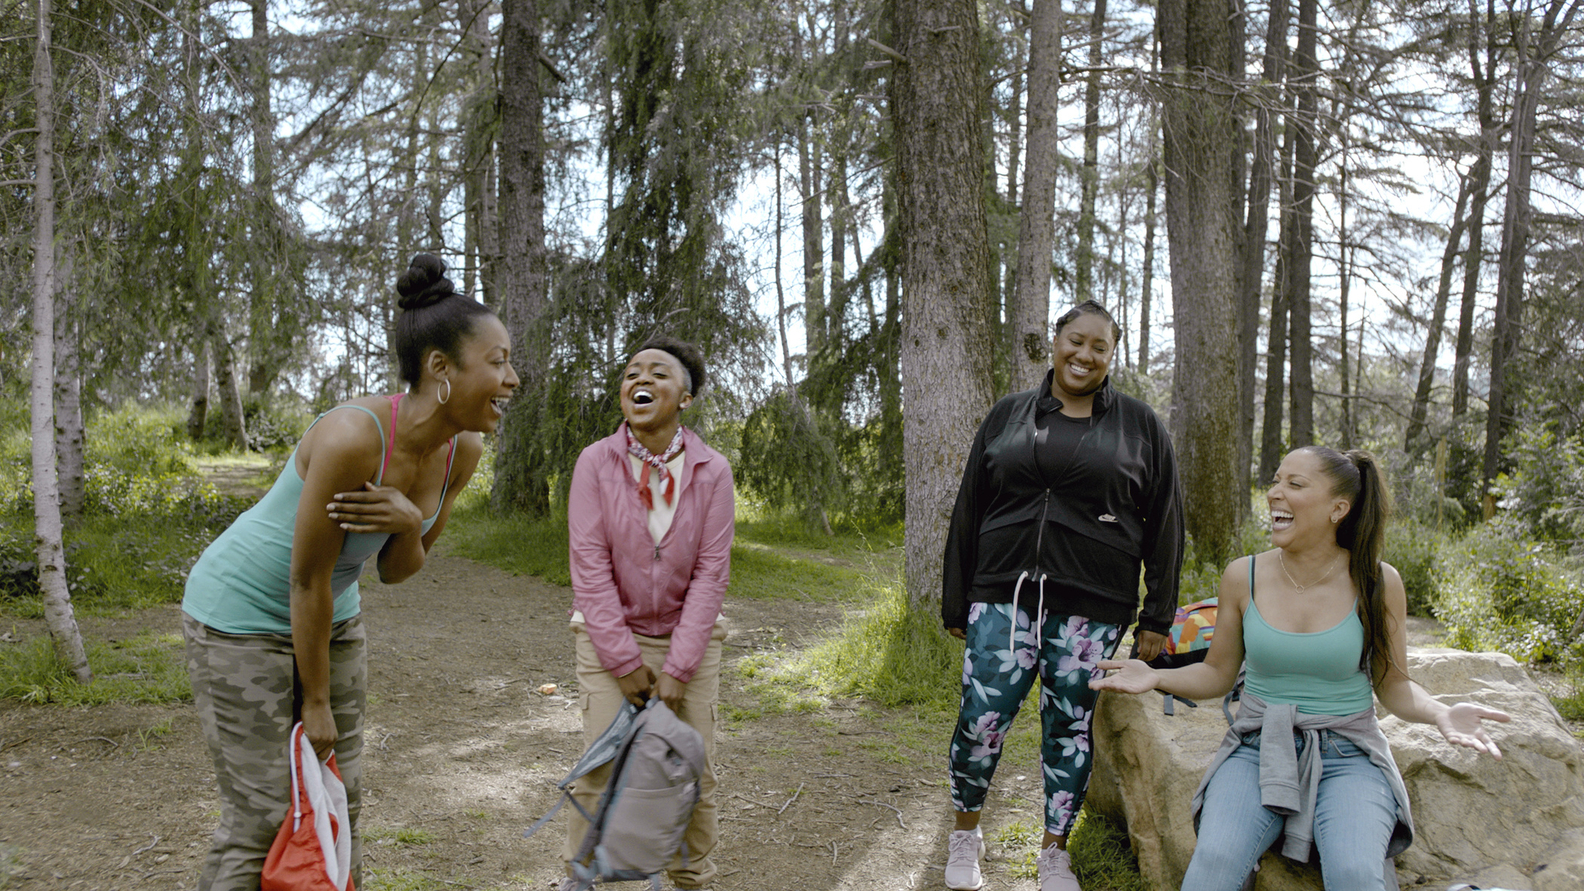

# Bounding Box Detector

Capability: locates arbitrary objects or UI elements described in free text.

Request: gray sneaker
[944,827,985,890]
[1036,843,1080,891]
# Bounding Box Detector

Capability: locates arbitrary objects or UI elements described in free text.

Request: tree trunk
[212,322,248,450]
[1284,0,1318,450]
[1160,0,1243,566]
[245,0,292,398]
[1001,0,1026,383]
[1337,156,1353,450]
[1258,99,1296,484]
[1239,0,1285,500]
[1483,0,1581,491]
[1454,0,1498,420]
[800,112,827,358]
[53,238,83,520]
[460,0,495,304]
[1405,173,1471,452]
[1009,0,1062,392]
[30,0,91,684]
[491,0,551,516]
[187,335,211,440]
[891,0,998,604]
[774,146,796,389]
[1076,0,1106,304]
[1139,80,1157,374]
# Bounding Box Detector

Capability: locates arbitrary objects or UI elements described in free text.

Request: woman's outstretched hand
[327,481,423,535]
[1088,659,1160,694]
[1437,701,1511,759]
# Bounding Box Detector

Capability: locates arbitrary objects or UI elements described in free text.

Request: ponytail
[1303,447,1394,680]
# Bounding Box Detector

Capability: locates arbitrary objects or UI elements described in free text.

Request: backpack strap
[522,701,642,839]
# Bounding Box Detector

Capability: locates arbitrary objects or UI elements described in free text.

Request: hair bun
[396,253,459,310]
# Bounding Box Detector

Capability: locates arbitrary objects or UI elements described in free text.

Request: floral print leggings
[948,601,1121,836]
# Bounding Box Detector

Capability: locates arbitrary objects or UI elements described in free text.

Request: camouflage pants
[182,612,366,891]
[561,620,726,889]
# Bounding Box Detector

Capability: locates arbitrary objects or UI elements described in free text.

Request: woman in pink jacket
[560,336,734,891]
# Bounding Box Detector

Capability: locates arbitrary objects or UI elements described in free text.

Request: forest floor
[1,551,1053,891]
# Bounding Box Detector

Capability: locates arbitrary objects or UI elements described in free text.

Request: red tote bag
[261,722,356,891]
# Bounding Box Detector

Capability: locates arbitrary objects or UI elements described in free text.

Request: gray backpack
[526,698,706,890]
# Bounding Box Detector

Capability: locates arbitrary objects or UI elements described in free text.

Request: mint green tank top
[181,398,453,635]
[1241,556,1375,715]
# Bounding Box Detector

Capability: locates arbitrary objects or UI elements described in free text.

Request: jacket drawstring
[1009,570,1050,657]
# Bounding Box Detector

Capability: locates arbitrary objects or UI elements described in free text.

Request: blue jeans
[1182,729,1397,891]
[948,602,1121,836]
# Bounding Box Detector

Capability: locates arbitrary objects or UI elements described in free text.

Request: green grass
[0,631,190,705]
[365,826,438,846]
[361,867,452,891]
[0,843,22,889]
[438,502,572,586]
[993,810,1149,890]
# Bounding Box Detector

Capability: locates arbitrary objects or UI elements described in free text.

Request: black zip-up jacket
[942,371,1185,635]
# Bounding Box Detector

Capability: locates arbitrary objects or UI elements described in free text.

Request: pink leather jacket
[567,424,734,682]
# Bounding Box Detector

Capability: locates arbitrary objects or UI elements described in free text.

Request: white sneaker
[944,827,985,890]
[1036,843,1080,891]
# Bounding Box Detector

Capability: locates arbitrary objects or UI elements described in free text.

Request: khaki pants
[562,620,726,888]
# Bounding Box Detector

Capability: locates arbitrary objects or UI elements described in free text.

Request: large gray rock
[1089,649,1584,891]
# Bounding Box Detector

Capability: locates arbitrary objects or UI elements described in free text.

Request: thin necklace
[1278,549,1342,594]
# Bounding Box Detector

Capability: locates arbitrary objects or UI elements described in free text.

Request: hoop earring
[438,379,451,405]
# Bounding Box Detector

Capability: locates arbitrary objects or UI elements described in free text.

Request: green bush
[1435,524,1583,664]
[88,403,199,478]
[1494,423,1584,546]
[1384,517,1447,617]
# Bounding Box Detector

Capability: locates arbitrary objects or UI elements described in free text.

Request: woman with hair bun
[1091,446,1511,890]
[181,253,517,890]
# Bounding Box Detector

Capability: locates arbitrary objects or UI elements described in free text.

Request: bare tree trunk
[1285,0,1318,450]
[1483,0,1581,492]
[460,0,495,303]
[1139,77,1157,374]
[1001,0,1026,382]
[491,0,551,516]
[30,0,90,684]
[774,146,795,389]
[891,0,998,604]
[800,110,827,358]
[187,334,211,439]
[53,238,83,520]
[245,0,295,398]
[1337,157,1354,450]
[213,322,248,450]
[1453,0,1499,422]
[1258,101,1296,484]
[1076,0,1106,303]
[1009,0,1062,392]
[1406,173,1471,451]
[1240,0,1285,497]
[1160,0,1243,565]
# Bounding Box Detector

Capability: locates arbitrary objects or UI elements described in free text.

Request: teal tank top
[1241,556,1375,716]
[182,397,453,635]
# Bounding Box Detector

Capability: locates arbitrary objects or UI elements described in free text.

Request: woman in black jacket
[940,300,1185,891]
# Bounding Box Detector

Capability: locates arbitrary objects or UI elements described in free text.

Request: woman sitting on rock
[1090,446,1510,891]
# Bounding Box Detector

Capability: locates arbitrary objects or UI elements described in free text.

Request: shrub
[1435,524,1583,665]
[1384,517,1447,617]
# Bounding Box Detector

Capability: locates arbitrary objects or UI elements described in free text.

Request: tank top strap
[304,402,390,484]
[383,393,404,485]
[434,436,458,508]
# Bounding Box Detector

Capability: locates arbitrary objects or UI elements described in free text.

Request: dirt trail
[1,555,1046,891]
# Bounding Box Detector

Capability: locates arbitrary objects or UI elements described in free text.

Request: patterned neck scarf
[626,424,685,509]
